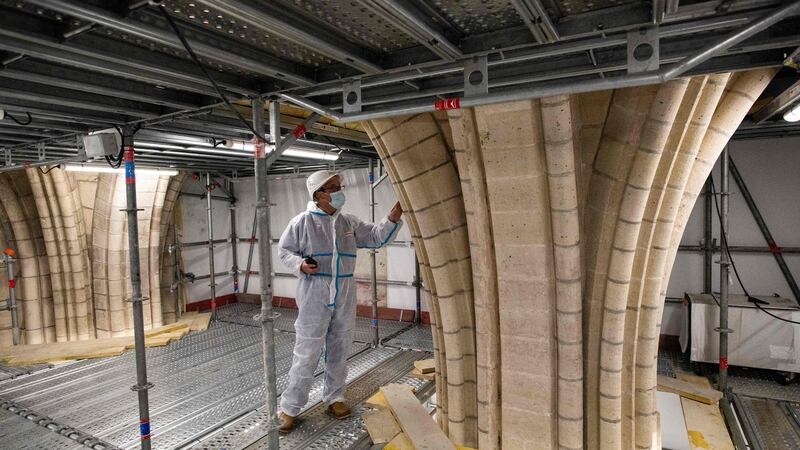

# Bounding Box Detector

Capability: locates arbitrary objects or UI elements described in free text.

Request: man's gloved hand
[388,201,403,223]
[300,260,319,275]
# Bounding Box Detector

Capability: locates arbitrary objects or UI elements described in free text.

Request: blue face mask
[329,191,346,210]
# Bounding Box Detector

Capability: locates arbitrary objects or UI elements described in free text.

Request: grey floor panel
[0,304,430,450]
[383,324,433,352]
[735,395,800,449]
[0,306,371,450]
[189,346,406,449]
[0,406,87,450]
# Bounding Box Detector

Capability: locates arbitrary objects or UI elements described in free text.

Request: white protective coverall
[278,200,402,416]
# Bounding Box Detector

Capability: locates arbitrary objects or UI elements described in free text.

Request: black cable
[6,112,32,126]
[38,164,60,175]
[710,174,800,325]
[157,5,267,143]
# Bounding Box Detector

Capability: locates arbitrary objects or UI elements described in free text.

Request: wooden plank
[363,409,401,444]
[414,359,435,374]
[380,384,455,450]
[658,375,722,405]
[681,397,734,450]
[145,322,189,338]
[410,368,435,381]
[366,385,415,410]
[384,432,414,450]
[6,346,127,367]
[190,313,212,331]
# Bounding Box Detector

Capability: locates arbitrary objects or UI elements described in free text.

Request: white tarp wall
[178,167,423,311]
[662,136,800,336]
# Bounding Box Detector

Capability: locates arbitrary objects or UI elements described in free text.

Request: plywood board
[366,384,415,410]
[381,384,455,450]
[384,432,414,450]
[410,368,435,381]
[414,359,435,374]
[363,409,401,444]
[189,313,212,331]
[681,397,734,450]
[657,391,691,450]
[658,375,722,405]
[6,346,127,366]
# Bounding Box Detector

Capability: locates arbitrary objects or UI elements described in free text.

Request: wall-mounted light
[783,103,800,122]
[64,164,178,176]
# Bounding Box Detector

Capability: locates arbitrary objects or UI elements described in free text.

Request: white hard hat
[306,170,339,200]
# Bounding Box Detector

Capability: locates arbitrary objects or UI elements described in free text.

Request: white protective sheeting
[656,391,690,450]
[179,168,425,311]
[683,293,800,372]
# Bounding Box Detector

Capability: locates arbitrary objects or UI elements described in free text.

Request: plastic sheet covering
[682,293,800,372]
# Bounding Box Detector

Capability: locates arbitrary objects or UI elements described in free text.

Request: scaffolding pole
[369,158,380,347]
[229,182,240,295]
[255,97,278,450]
[718,146,731,393]
[122,135,153,450]
[206,172,218,320]
[704,180,714,294]
[4,250,19,345]
[242,212,257,294]
[414,253,421,325]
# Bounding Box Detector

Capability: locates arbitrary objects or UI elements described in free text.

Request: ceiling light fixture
[64,164,178,176]
[225,140,340,161]
[783,103,800,122]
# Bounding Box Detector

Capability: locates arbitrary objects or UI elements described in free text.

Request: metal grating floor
[0,405,87,450]
[383,323,434,352]
[0,303,436,449]
[735,395,800,450]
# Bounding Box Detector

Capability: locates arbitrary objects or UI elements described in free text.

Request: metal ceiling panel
[422,0,524,34]
[159,0,335,67]
[554,0,645,16]
[271,0,419,53]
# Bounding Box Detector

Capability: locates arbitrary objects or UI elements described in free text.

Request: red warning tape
[123,146,135,162]
[720,357,728,370]
[293,124,307,139]
[769,243,782,255]
[434,98,461,111]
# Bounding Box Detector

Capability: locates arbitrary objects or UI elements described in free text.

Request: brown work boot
[278,412,295,434]
[328,401,351,419]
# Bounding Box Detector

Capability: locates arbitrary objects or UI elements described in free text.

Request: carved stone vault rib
[364,68,775,450]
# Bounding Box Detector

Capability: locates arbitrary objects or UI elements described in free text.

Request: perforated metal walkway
[0,303,435,450]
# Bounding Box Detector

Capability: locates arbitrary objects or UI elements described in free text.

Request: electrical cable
[710,173,800,325]
[6,112,32,126]
[157,5,268,144]
[38,164,60,175]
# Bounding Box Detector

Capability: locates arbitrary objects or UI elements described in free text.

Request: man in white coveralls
[277,170,403,432]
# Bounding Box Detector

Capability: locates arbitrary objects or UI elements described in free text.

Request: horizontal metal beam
[752,78,800,122]
[0,7,257,97]
[0,96,129,125]
[293,8,770,99]
[26,0,314,87]
[0,77,164,118]
[0,60,209,111]
[195,0,381,73]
